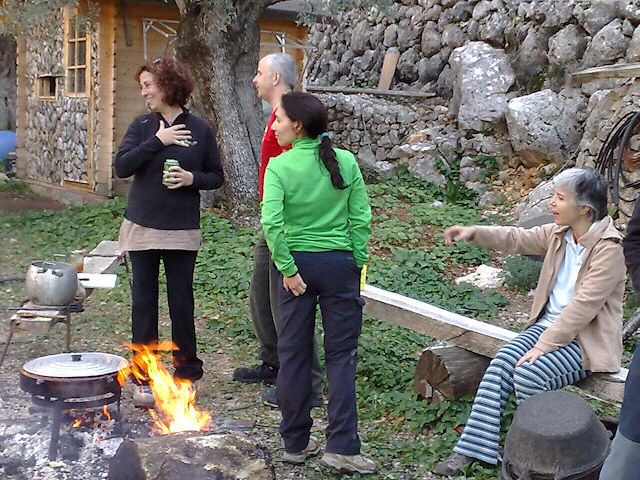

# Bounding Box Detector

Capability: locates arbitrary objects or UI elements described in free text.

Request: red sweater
[259,110,291,201]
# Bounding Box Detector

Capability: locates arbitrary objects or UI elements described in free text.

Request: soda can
[163,159,180,186]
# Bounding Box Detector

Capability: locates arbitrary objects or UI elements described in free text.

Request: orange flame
[72,418,82,428]
[102,406,112,421]
[125,341,211,434]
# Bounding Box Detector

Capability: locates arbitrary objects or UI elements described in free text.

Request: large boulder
[506,89,584,166]
[449,42,515,131]
[108,432,275,480]
[548,24,588,66]
[573,0,619,35]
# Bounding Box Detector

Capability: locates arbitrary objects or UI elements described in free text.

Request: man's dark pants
[249,235,323,396]
[276,250,363,455]
[129,249,203,383]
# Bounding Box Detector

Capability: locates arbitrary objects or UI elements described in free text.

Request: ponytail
[318,135,347,190]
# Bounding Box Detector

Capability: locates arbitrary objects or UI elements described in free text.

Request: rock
[455,264,505,290]
[582,19,630,68]
[449,42,515,131]
[465,180,488,195]
[479,191,496,207]
[506,89,584,166]
[512,28,549,82]
[573,0,619,35]
[621,0,640,24]
[383,24,398,47]
[548,24,588,66]
[442,24,467,49]
[626,26,640,62]
[108,432,275,480]
[397,47,420,83]
[350,20,370,54]
[421,24,441,57]
[418,53,447,82]
[516,179,556,228]
[406,156,446,186]
[479,12,508,47]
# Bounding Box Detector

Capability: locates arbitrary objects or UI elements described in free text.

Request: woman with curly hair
[115,57,223,407]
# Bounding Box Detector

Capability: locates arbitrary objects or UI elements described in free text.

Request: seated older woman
[433,166,625,476]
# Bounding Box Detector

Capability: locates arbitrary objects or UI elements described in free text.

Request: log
[414,346,490,403]
[305,85,436,99]
[570,62,640,85]
[0,274,25,283]
[623,307,640,341]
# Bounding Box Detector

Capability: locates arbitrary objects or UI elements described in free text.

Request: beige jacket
[470,216,625,372]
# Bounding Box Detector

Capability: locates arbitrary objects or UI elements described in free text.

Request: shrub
[502,255,542,293]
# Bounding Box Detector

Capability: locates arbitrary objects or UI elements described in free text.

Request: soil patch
[0,187,67,217]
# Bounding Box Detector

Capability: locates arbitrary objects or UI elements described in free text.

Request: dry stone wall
[23,15,99,186]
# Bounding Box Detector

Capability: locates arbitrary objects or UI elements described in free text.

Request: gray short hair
[264,53,298,90]
[553,167,608,221]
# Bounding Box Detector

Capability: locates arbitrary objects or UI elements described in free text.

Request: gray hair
[553,167,608,221]
[264,53,298,90]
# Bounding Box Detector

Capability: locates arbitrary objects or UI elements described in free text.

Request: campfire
[126,341,211,434]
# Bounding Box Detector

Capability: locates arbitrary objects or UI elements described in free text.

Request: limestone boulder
[449,42,515,131]
[506,89,584,166]
[548,24,588,66]
[573,0,619,35]
[108,432,275,480]
[626,26,640,62]
[456,265,505,290]
[582,19,630,68]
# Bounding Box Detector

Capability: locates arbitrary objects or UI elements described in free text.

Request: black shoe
[232,363,278,384]
[261,387,325,408]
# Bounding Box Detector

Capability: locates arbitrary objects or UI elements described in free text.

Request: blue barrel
[0,131,17,159]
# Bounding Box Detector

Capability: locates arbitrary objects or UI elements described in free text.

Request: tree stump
[414,346,491,403]
[108,431,275,480]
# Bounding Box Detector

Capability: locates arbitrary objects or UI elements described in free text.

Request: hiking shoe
[319,452,377,474]
[261,387,325,409]
[132,384,155,408]
[232,363,278,384]
[282,435,321,464]
[432,452,473,476]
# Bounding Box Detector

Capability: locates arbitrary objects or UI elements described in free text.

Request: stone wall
[23,15,99,186]
[0,35,17,131]
[304,0,640,201]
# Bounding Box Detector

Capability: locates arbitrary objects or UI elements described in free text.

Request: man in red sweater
[233,53,324,408]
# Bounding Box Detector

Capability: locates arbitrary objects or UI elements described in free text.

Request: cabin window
[36,76,57,101]
[64,9,90,97]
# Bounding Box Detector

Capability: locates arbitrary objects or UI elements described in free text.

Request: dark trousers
[276,250,363,455]
[249,235,324,397]
[129,249,203,383]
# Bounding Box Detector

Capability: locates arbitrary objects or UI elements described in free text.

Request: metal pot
[25,261,78,306]
[501,390,610,480]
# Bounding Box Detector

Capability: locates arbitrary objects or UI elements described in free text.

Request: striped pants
[453,324,588,464]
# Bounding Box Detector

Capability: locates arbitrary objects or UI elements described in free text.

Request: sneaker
[282,435,321,464]
[319,452,377,474]
[432,452,473,476]
[261,387,325,409]
[232,363,278,384]
[132,384,155,408]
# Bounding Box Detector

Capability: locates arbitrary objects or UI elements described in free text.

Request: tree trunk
[414,345,490,403]
[174,0,275,226]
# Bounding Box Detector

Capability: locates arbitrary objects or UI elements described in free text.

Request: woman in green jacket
[261,92,374,474]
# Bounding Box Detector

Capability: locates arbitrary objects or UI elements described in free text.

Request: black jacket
[621,199,640,442]
[115,109,223,230]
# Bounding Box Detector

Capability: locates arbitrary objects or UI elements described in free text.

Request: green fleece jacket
[261,137,372,277]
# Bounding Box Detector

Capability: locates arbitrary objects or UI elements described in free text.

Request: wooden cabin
[13,0,309,201]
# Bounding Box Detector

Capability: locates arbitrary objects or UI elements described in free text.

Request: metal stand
[0,304,74,367]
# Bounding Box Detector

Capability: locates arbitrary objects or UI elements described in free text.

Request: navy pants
[276,251,363,455]
[129,249,203,383]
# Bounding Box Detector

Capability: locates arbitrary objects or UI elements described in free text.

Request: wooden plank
[83,240,124,274]
[570,62,640,85]
[306,85,435,99]
[377,50,399,90]
[362,284,516,358]
[362,284,627,403]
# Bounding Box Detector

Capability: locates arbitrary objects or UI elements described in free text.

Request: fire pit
[18,352,129,460]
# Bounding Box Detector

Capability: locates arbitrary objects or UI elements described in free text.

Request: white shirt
[536,222,599,327]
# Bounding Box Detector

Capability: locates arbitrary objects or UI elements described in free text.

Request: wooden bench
[361,284,628,403]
